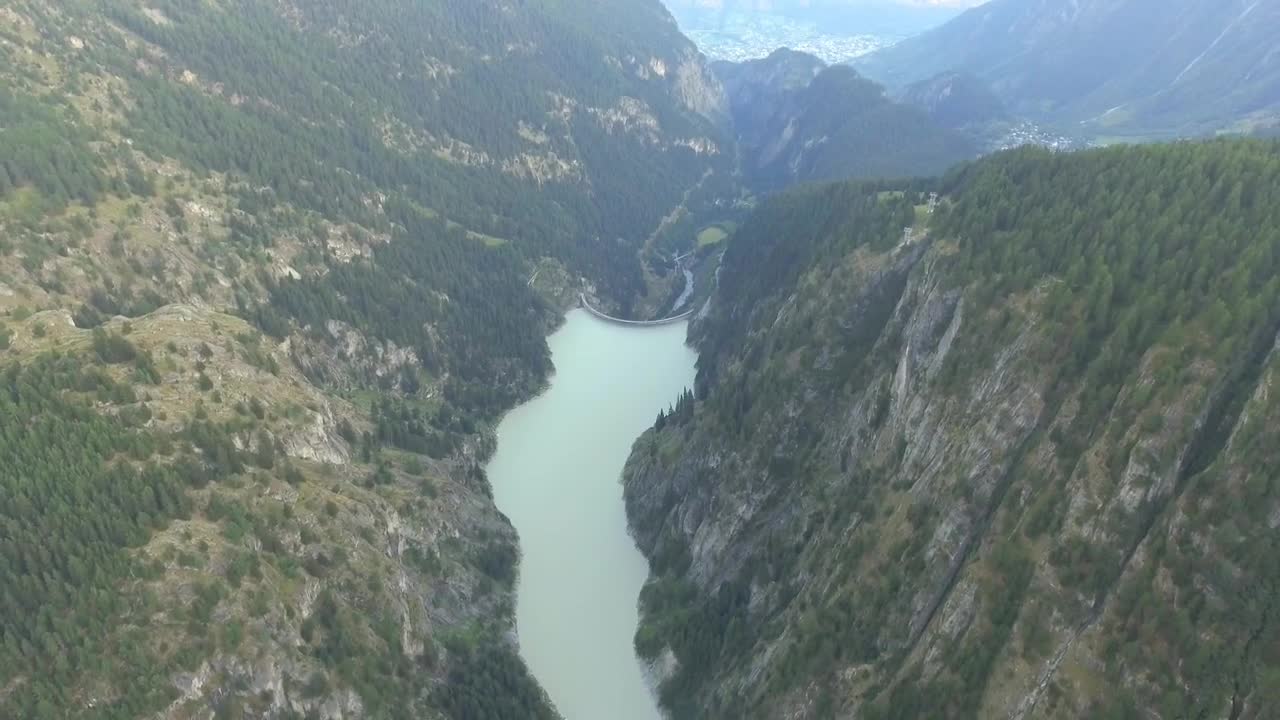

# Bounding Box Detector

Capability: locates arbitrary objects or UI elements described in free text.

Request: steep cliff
[625,140,1280,719]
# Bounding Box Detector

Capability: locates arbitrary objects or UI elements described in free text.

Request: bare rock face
[283,405,351,465]
[672,50,729,128]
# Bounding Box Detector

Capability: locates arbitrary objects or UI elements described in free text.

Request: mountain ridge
[856,0,1280,138]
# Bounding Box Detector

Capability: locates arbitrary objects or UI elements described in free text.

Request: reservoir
[488,309,697,720]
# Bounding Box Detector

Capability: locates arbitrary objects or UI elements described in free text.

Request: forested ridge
[0,0,730,716]
[625,138,1280,719]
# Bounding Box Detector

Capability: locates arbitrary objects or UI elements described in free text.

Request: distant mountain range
[856,0,1280,138]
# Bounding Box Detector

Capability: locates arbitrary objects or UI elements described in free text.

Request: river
[670,266,695,314]
[487,309,697,720]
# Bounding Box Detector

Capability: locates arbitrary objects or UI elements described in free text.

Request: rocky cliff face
[673,48,731,128]
[624,143,1280,719]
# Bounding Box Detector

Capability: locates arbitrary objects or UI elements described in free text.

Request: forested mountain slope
[0,0,728,718]
[625,140,1280,719]
[856,0,1280,138]
[714,51,976,190]
[899,71,1009,131]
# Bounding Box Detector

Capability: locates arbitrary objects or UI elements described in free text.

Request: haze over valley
[663,0,981,63]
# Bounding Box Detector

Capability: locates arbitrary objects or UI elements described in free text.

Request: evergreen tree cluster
[655,387,695,430]
[0,84,104,207]
[0,354,197,718]
[436,640,557,720]
[255,200,554,418]
[368,396,468,460]
[933,140,1280,440]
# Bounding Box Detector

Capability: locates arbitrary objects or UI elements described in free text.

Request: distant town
[681,12,896,64]
[991,121,1087,153]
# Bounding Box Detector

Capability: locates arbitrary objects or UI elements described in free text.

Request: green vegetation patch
[0,352,199,717]
[696,223,731,247]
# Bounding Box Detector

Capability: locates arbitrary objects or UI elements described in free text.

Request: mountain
[715,51,977,189]
[856,0,1280,138]
[713,49,827,150]
[0,0,729,717]
[899,70,1009,129]
[624,139,1280,719]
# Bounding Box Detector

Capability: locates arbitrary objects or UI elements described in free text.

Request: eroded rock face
[672,50,729,128]
[623,215,1280,719]
[282,406,351,465]
[163,656,361,719]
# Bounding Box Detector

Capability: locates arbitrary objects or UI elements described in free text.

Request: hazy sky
[667,0,987,8]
